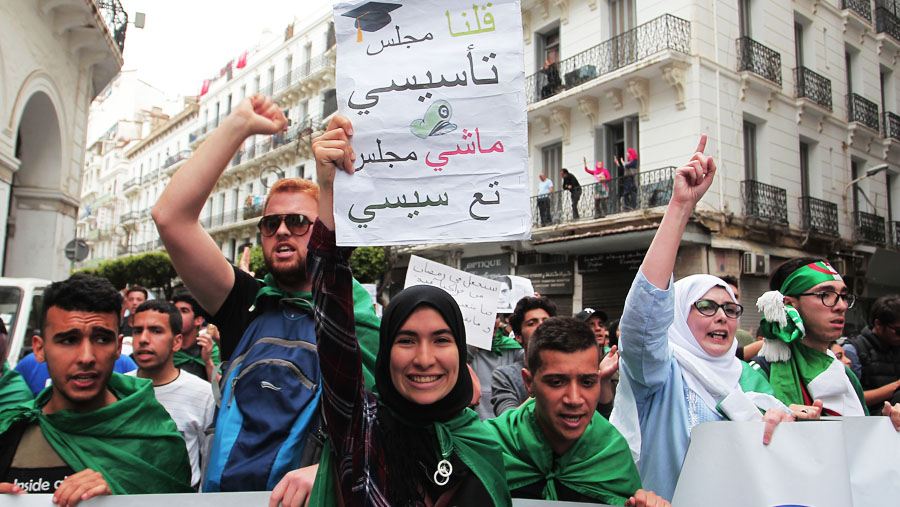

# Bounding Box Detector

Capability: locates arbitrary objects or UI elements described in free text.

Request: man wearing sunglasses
[843,295,900,414]
[152,95,381,492]
[752,257,867,417]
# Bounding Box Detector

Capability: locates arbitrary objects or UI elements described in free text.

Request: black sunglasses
[257,214,311,237]
[693,299,743,319]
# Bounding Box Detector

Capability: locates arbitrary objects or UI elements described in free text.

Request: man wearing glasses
[152,95,381,491]
[843,295,900,414]
[752,257,867,416]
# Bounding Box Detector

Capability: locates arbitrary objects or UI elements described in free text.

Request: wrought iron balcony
[875,4,900,41]
[244,203,265,221]
[120,211,139,223]
[794,67,832,110]
[530,166,675,227]
[890,221,900,248]
[204,208,241,229]
[142,170,159,185]
[886,112,900,141]
[525,14,691,104]
[854,211,886,244]
[742,180,788,224]
[799,196,839,236]
[163,150,192,169]
[848,93,880,131]
[97,0,128,54]
[843,0,873,21]
[736,37,782,86]
[123,177,139,190]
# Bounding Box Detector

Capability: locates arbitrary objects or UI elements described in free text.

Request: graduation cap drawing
[341,2,402,42]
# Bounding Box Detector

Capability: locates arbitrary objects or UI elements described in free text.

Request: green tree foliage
[248,244,268,279]
[349,246,389,284]
[75,252,179,298]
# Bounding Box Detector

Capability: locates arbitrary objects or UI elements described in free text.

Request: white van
[0,277,51,368]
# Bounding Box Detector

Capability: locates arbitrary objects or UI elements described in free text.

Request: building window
[609,0,635,36]
[322,89,337,117]
[541,142,563,189]
[738,0,752,37]
[743,121,757,181]
[799,142,810,198]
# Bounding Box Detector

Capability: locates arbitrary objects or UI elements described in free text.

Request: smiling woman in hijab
[609,135,800,501]
[302,115,510,507]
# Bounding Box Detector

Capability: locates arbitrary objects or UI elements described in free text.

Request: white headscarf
[669,275,744,411]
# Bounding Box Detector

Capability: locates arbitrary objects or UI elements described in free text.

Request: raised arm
[641,135,715,288]
[307,115,359,447]
[618,136,716,390]
[152,95,286,314]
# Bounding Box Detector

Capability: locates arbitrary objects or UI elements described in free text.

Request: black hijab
[374,284,473,425]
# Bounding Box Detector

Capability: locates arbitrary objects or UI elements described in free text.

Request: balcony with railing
[189,114,229,145]
[530,166,675,227]
[142,169,159,185]
[884,111,900,141]
[163,150,192,170]
[736,37,782,86]
[120,210,140,223]
[848,93,880,131]
[525,14,690,105]
[271,52,336,103]
[123,177,140,191]
[843,0,873,21]
[243,203,265,220]
[742,180,788,224]
[890,221,900,248]
[875,2,900,42]
[854,211,886,244]
[794,67,832,110]
[224,117,324,178]
[799,196,839,236]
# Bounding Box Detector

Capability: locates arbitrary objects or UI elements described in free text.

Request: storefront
[516,261,574,316]
[579,250,644,320]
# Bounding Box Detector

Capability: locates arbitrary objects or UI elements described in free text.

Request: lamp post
[842,163,889,213]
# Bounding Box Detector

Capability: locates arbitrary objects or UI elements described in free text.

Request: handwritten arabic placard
[404,255,501,350]
[333,0,530,245]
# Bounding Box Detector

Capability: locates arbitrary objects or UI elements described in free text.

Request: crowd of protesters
[0,96,899,506]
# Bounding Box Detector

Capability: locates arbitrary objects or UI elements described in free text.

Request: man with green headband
[753,257,867,416]
[0,275,192,504]
[485,316,668,506]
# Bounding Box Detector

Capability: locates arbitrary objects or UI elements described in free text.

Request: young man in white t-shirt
[127,300,215,490]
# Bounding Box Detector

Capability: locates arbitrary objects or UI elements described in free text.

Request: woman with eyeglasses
[751,257,868,417]
[609,135,800,501]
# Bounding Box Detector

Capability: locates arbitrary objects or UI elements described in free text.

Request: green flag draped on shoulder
[172,342,220,369]
[309,407,510,507]
[0,362,32,411]
[0,373,193,494]
[253,274,381,390]
[491,329,522,355]
[485,398,641,505]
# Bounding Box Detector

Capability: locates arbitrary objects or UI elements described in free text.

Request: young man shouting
[485,317,668,506]
[0,275,191,504]
[128,300,215,490]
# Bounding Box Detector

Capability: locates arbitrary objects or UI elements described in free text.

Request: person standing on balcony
[560,168,582,220]
[537,173,553,226]
[540,59,561,100]
[585,157,610,217]
[617,148,639,211]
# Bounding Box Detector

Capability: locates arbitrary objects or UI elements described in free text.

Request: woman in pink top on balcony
[585,157,611,217]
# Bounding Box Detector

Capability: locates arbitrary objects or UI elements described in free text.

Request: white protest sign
[333,0,530,245]
[672,418,900,506]
[404,255,501,350]
[493,274,535,313]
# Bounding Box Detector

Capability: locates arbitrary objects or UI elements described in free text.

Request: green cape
[172,342,220,369]
[0,373,193,494]
[253,274,381,390]
[0,362,33,411]
[768,342,868,415]
[309,407,511,506]
[492,329,523,355]
[485,398,641,505]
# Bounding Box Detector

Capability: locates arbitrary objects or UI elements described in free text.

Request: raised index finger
[695,134,707,155]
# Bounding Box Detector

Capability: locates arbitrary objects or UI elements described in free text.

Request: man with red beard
[152,94,381,491]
